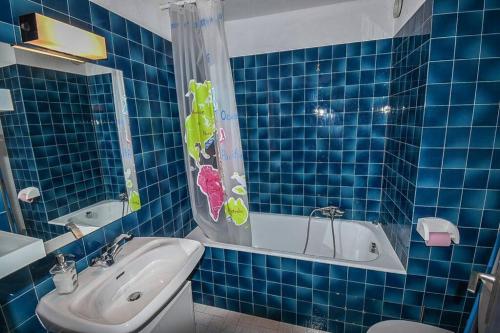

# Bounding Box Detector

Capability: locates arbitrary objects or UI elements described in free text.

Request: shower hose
[302,207,343,258]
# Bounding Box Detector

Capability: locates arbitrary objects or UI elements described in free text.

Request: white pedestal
[142,281,195,333]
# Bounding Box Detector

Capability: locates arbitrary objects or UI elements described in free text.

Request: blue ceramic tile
[455,36,481,59]
[485,0,500,9]
[430,38,455,61]
[434,0,458,14]
[2,289,38,330]
[0,268,33,305]
[83,228,106,254]
[9,314,45,333]
[457,11,483,36]
[459,0,484,11]
[432,14,458,37]
[68,0,90,22]
[0,21,15,45]
[42,0,68,13]
[0,0,13,24]
[89,2,110,31]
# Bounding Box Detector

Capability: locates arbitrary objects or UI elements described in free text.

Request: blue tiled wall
[87,73,126,200]
[0,188,13,232]
[0,65,51,239]
[381,1,433,268]
[0,0,193,332]
[406,0,500,329]
[1,66,132,241]
[17,66,109,224]
[233,39,392,221]
[192,1,500,333]
[0,71,14,234]
[193,246,411,333]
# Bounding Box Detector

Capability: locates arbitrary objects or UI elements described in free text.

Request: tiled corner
[380,0,433,270]
[407,0,500,329]
[234,38,393,222]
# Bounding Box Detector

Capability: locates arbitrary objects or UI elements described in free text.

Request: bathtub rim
[47,199,128,227]
[187,213,406,275]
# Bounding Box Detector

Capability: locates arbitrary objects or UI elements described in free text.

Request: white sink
[0,230,46,279]
[36,237,204,333]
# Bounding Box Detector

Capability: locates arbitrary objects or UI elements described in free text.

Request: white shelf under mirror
[0,230,46,279]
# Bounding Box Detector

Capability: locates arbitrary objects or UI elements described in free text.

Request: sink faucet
[91,233,134,267]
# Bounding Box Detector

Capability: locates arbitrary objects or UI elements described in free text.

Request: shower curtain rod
[160,1,195,10]
[160,0,224,10]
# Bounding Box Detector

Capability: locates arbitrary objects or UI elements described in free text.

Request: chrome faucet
[65,221,84,239]
[119,192,128,202]
[119,192,129,218]
[91,233,134,267]
[318,206,345,218]
[303,206,344,257]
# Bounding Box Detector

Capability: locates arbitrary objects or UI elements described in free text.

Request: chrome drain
[127,292,142,302]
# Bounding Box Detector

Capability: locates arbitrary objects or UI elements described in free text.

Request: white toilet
[367,320,453,333]
[368,249,500,333]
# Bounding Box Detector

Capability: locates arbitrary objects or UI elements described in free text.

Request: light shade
[19,13,107,61]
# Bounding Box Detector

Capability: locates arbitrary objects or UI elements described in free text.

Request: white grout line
[194,305,329,333]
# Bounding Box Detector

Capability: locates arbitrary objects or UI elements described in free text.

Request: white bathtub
[48,200,128,229]
[45,200,130,253]
[188,212,406,274]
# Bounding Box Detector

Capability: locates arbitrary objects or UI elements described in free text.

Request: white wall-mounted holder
[417,217,460,246]
[18,186,40,203]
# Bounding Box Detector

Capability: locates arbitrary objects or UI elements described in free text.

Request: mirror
[0,42,140,253]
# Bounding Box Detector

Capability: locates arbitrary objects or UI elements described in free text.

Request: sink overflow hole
[127,292,142,302]
[116,271,125,280]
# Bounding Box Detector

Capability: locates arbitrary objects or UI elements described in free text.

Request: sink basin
[36,237,204,333]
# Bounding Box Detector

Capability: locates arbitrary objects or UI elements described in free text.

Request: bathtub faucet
[119,192,128,202]
[119,192,129,217]
[303,206,344,257]
[318,206,344,218]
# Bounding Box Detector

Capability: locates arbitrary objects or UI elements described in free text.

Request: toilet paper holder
[17,187,40,203]
[417,217,460,244]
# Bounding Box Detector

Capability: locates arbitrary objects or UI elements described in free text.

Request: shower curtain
[170,0,251,245]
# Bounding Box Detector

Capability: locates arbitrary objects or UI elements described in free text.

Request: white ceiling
[159,0,354,21]
[90,0,425,55]
[91,0,356,39]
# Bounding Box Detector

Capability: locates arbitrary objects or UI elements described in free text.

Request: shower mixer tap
[119,192,128,202]
[303,206,344,257]
[318,206,344,218]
